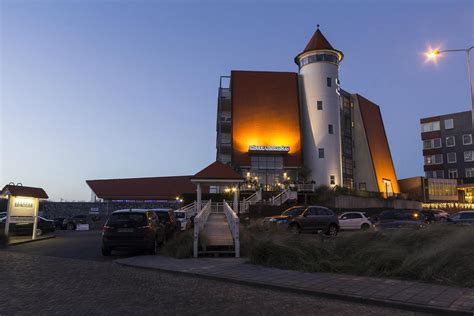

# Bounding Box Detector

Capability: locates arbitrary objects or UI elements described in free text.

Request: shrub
[241,222,474,288]
[160,230,210,259]
[160,230,194,259]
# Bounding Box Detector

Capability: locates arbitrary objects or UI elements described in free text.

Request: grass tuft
[241,222,474,288]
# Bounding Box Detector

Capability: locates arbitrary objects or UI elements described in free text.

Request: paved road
[7,230,137,261]
[1,231,426,314]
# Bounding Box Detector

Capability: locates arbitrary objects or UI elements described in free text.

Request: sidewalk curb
[115,260,472,316]
[8,235,56,246]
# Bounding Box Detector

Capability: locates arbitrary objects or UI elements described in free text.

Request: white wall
[299,57,342,187]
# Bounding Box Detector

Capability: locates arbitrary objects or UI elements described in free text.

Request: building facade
[216,28,399,195]
[421,111,474,180]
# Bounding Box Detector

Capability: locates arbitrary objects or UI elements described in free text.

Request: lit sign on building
[249,145,290,152]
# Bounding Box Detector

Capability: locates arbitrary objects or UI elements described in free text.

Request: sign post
[1,184,48,241]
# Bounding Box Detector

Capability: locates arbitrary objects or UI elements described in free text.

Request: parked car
[63,215,88,230]
[53,217,66,229]
[374,210,426,231]
[0,214,55,236]
[101,209,165,256]
[267,205,339,237]
[338,212,372,230]
[432,209,450,221]
[150,209,180,240]
[174,210,190,231]
[447,211,474,225]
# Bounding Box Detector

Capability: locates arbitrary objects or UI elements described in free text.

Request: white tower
[295,27,344,187]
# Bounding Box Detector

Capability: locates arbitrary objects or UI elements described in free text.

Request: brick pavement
[117,255,474,315]
[0,251,425,315]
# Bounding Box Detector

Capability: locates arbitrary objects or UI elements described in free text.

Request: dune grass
[240,222,474,288]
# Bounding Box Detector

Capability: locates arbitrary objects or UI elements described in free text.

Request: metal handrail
[223,200,240,258]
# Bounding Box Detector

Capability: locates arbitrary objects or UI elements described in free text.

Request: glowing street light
[424,45,474,127]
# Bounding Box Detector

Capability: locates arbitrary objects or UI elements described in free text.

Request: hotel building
[216,28,399,195]
[420,110,474,202]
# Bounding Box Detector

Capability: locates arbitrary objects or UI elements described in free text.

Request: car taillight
[103,225,113,232]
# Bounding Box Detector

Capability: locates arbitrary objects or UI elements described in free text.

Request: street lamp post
[426,46,474,128]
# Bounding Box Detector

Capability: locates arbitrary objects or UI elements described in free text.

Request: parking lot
[7,230,139,261]
[0,230,426,315]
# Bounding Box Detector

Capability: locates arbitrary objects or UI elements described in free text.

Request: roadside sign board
[89,207,99,215]
[5,195,40,238]
[8,197,38,223]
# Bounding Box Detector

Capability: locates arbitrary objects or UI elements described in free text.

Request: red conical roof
[303,29,335,52]
[295,28,343,64]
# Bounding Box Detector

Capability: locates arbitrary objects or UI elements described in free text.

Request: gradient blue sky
[1,0,473,201]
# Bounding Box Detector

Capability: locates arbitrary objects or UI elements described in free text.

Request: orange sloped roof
[192,161,243,180]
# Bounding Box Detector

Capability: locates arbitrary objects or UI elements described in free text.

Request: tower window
[327,77,332,87]
[318,148,325,158]
[317,101,323,110]
[328,124,333,134]
[330,175,335,185]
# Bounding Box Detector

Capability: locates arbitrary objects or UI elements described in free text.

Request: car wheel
[67,223,75,230]
[326,224,338,237]
[102,247,112,256]
[35,228,43,237]
[289,224,301,234]
[361,223,370,230]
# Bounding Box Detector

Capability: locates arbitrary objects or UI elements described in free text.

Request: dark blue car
[447,211,474,225]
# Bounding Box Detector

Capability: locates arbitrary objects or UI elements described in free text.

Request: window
[421,121,440,133]
[383,179,394,197]
[447,152,457,163]
[464,151,474,162]
[424,154,443,165]
[327,77,332,87]
[444,119,454,129]
[359,183,367,191]
[426,170,445,178]
[463,134,472,145]
[423,138,442,149]
[317,101,323,110]
[461,213,474,220]
[446,136,456,147]
[250,155,284,170]
[328,124,333,134]
[448,169,458,179]
[466,168,474,178]
[318,148,325,158]
[330,175,335,185]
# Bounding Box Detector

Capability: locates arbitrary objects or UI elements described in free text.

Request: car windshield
[174,212,185,219]
[282,207,305,216]
[108,213,146,225]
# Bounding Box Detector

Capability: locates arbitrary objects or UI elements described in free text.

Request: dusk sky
[1,0,473,201]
